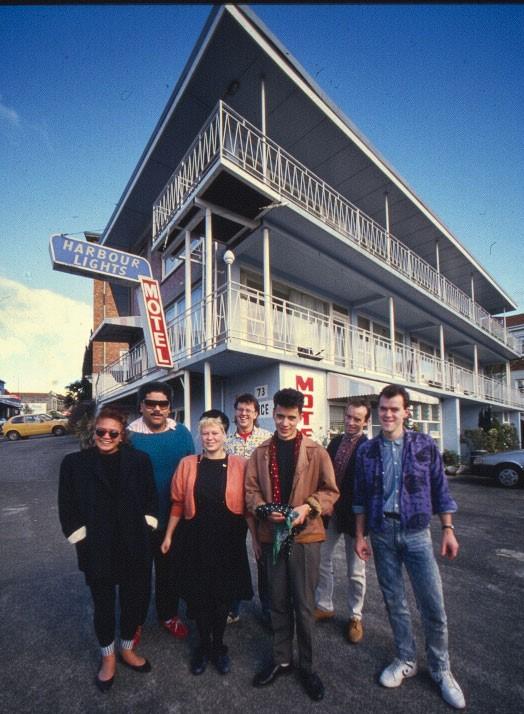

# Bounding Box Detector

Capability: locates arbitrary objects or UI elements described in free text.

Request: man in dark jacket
[314,397,370,644]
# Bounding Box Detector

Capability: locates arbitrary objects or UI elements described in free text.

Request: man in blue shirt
[128,381,194,643]
[353,384,465,710]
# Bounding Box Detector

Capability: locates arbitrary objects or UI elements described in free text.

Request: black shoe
[118,653,152,673]
[213,652,231,674]
[190,650,209,675]
[253,661,293,687]
[95,674,114,692]
[300,671,325,701]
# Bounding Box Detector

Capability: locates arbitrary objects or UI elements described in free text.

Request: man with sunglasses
[128,381,195,642]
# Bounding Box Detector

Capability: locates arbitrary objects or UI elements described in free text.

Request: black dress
[177,456,253,607]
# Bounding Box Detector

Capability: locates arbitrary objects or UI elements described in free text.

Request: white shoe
[379,658,418,688]
[432,671,466,709]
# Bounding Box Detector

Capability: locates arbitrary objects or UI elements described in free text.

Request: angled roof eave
[101,3,515,311]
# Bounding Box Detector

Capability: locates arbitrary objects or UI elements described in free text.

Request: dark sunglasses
[95,428,121,439]
[143,399,170,409]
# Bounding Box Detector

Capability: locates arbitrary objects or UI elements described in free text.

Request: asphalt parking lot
[1,434,523,713]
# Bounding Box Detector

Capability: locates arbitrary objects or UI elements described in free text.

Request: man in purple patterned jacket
[353,384,465,710]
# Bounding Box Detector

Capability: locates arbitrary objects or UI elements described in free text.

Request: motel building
[83,4,523,452]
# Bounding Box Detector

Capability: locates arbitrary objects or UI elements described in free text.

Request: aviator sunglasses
[143,399,170,409]
[95,428,122,439]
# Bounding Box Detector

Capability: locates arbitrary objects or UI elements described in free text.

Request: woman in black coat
[58,407,158,692]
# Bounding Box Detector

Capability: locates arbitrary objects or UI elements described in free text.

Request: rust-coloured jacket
[170,454,247,519]
[245,436,339,544]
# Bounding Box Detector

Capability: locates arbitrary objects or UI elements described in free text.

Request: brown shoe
[314,608,335,621]
[347,617,363,643]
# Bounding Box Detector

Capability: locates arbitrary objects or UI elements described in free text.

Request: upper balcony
[95,283,524,410]
[151,101,519,355]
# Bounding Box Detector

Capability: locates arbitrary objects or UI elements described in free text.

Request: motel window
[165,283,202,324]
[162,236,203,280]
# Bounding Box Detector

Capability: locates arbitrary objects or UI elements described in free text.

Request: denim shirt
[381,435,404,513]
[353,430,457,532]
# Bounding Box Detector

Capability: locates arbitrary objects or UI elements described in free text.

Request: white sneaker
[379,658,418,688]
[432,671,466,709]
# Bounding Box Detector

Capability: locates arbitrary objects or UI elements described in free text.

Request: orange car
[2,414,69,441]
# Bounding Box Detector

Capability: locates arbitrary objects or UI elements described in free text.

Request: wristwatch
[442,524,455,531]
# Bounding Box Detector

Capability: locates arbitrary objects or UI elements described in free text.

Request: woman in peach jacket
[161,414,258,675]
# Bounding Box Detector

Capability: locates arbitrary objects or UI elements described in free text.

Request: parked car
[2,414,69,441]
[471,449,524,488]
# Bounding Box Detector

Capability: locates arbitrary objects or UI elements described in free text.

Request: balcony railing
[151,101,518,353]
[95,284,524,409]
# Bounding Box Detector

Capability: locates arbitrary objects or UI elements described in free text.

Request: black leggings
[88,580,150,648]
[192,598,230,656]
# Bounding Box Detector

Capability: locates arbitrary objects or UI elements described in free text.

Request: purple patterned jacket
[353,430,457,532]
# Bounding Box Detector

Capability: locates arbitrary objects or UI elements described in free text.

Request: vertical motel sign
[49,234,173,369]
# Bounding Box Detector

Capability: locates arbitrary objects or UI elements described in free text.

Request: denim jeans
[315,517,366,618]
[370,519,450,674]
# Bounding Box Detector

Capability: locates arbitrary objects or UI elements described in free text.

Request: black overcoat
[58,444,158,583]
[326,433,368,537]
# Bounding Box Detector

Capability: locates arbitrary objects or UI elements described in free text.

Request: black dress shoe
[300,670,325,701]
[118,654,152,673]
[253,661,293,687]
[213,652,230,675]
[190,651,209,675]
[95,674,114,692]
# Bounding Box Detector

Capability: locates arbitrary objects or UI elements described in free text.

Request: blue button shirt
[380,434,404,513]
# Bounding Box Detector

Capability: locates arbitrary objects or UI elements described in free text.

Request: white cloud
[0,95,20,127]
[0,277,91,393]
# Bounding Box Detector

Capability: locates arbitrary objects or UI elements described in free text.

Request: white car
[471,450,524,488]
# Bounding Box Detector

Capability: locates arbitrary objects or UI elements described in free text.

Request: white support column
[439,324,445,387]
[506,360,511,402]
[184,230,192,358]
[183,369,191,429]
[441,397,461,454]
[473,344,479,396]
[263,226,273,347]
[384,191,391,263]
[261,75,267,181]
[435,239,441,298]
[204,361,211,410]
[470,274,476,320]
[205,208,213,348]
[388,296,396,376]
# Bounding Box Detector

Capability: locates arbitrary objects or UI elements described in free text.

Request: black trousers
[265,541,321,673]
[151,528,180,622]
[88,579,150,648]
[192,597,230,656]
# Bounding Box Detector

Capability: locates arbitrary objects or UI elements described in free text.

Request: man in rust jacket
[246,388,338,702]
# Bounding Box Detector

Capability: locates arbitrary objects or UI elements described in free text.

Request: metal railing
[151,102,518,353]
[95,284,524,408]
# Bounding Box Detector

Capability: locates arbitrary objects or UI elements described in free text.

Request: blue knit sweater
[129,425,195,528]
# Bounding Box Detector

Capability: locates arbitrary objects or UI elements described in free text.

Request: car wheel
[52,426,66,437]
[6,431,20,441]
[495,464,522,489]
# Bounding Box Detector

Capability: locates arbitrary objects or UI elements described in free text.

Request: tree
[64,378,92,408]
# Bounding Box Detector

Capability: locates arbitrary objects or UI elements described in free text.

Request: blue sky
[1,4,523,391]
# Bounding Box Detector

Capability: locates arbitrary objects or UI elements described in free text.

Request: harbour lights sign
[49,234,152,284]
[49,234,173,370]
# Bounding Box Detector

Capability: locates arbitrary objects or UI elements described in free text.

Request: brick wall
[92,279,129,373]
